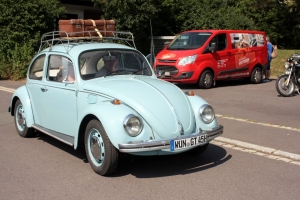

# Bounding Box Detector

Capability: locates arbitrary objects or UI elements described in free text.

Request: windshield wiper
[104,69,128,77]
[131,67,150,74]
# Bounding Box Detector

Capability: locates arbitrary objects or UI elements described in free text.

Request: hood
[157,49,197,61]
[82,76,195,138]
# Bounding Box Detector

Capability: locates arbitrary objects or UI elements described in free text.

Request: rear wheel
[198,70,213,89]
[14,99,34,137]
[250,67,262,84]
[275,75,295,97]
[85,120,119,176]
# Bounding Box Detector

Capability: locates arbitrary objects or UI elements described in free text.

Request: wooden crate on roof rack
[58,19,115,37]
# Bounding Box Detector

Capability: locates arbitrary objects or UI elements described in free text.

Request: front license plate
[170,134,207,151]
[165,71,170,76]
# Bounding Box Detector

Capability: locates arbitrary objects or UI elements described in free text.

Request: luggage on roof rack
[38,30,136,53]
[58,19,116,37]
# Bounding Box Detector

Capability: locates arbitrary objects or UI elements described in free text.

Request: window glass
[29,55,45,80]
[208,33,227,51]
[48,55,75,83]
[79,50,152,80]
[168,32,212,50]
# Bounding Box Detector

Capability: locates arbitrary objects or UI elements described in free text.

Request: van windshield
[167,32,212,50]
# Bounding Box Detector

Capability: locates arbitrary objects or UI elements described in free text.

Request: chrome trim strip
[32,124,74,146]
[118,125,223,153]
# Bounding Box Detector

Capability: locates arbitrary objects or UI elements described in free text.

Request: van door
[203,33,233,80]
[229,33,258,78]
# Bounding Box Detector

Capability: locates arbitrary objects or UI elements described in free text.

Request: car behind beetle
[8,30,223,176]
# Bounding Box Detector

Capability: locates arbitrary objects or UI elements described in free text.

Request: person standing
[266,36,273,80]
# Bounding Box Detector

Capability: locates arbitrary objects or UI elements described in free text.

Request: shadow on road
[176,79,255,90]
[34,131,231,178]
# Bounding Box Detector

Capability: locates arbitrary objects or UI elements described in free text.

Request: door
[41,55,78,137]
[203,33,234,80]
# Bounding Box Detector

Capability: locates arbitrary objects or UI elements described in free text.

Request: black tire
[250,67,262,84]
[84,119,119,176]
[275,75,295,97]
[198,70,213,89]
[186,143,209,156]
[14,99,34,137]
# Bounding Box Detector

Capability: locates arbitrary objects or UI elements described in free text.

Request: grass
[271,49,300,78]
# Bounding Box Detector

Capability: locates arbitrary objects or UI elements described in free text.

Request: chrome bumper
[118,125,223,153]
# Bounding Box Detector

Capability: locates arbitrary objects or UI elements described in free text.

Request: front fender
[78,102,154,150]
[10,86,34,127]
[187,95,219,130]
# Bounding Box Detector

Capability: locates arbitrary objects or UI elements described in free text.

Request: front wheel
[198,70,213,89]
[276,75,295,97]
[85,120,119,176]
[250,67,262,84]
[14,99,34,137]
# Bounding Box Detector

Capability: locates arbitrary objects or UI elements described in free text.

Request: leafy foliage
[0,0,65,80]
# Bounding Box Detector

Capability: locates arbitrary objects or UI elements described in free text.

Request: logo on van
[162,53,176,59]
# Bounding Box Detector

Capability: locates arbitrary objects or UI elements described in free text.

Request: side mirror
[209,42,216,52]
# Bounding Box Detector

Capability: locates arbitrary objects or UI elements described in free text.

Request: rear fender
[10,86,34,127]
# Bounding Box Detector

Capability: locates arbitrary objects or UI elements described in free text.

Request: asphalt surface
[0,78,300,200]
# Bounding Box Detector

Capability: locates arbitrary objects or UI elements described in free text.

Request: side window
[208,33,227,52]
[29,55,45,80]
[217,34,227,51]
[48,55,75,83]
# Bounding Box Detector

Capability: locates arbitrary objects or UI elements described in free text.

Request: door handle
[41,87,48,92]
[227,52,231,55]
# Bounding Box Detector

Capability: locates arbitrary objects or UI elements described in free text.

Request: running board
[32,124,74,146]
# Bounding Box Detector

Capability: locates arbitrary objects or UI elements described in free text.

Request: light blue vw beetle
[9,31,223,176]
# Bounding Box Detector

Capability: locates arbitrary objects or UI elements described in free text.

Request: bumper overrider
[118,125,223,153]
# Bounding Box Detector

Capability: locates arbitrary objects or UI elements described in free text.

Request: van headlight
[199,104,215,124]
[178,55,197,66]
[123,114,143,136]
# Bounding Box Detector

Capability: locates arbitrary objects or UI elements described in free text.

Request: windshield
[79,50,152,80]
[167,32,212,50]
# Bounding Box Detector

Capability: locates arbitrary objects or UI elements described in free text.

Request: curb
[214,137,300,162]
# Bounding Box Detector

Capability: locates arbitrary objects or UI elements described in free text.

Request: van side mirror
[209,42,216,52]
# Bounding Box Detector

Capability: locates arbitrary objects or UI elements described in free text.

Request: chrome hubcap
[204,73,212,86]
[16,105,25,131]
[255,70,261,82]
[88,128,104,165]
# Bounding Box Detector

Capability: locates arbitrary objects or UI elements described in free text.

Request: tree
[93,0,162,54]
[0,0,65,80]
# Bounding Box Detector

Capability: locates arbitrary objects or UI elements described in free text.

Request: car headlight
[178,55,197,66]
[284,62,290,69]
[199,104,215,124]
[123,114,143,137]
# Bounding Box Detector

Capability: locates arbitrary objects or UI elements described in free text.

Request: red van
[153,30,268,88]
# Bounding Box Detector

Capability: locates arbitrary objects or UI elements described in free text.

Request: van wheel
[198,70,213,89]
[250,67,262,84]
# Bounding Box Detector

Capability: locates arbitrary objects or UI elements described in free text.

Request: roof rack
[38,31,136,53]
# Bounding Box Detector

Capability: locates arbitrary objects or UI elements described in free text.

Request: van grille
[158,59,177,63]
[155,65,178,72]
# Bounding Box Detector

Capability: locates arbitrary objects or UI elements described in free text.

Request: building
[59,0,103,19]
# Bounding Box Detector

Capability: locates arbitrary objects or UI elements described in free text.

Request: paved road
[0,79,299,200]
